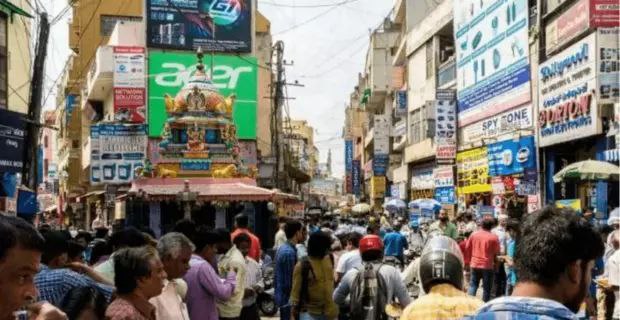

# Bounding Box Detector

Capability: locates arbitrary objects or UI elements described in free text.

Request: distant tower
[326,148,332,177]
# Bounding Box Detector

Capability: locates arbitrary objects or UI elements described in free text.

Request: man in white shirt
[216,229,247,320]
[273,216,288,250]
[605,231,620,320]
[335,232,363,283]
[234,233,263,320]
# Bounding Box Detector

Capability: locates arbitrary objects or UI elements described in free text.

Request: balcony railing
[437,58,456,88]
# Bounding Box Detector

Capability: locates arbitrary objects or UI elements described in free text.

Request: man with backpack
[333,235,411,320]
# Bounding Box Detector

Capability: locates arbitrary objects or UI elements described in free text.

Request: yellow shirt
[290,256,338,319]
[400,283,483,320]
[216,246,246,318]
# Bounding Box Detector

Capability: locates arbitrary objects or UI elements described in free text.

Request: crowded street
[0,0,619,319]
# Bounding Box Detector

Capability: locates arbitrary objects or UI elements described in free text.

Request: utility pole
[272,41,285,190]
[23,13,50,191]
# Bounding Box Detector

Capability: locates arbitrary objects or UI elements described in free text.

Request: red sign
[538,93,592,128]
[114,87,146,123]
[590,0,620,27]
[436,145,457,159]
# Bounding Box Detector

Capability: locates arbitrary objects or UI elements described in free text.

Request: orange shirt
[231,228,261,261]
[467,229,500,270]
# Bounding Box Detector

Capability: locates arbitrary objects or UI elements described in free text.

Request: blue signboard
[352,160,361,196]
[90,124,147,185]
[181,160,212,171]
[395,90,407,116]
[0,109,25,174]
[373,154,388,176]
[345,140,353,172]
[434,186,456,204]
[487,136,536,176]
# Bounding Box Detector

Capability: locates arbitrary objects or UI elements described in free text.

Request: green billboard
[148,51,258,139]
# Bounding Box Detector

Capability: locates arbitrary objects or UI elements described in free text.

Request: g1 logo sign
[206,0,245,26]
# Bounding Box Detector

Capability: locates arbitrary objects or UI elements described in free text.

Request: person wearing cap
[231,214,261,262]
[332,235,411,312]
[401,235,483,319]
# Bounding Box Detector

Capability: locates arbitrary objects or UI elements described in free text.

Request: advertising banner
[435,89,457,160]
[434,165,454,188]
[456,147,491,194]
[487,135,537,176]
[590,0,620,27]
[371,176,386,199]
[538,33,600,147]
[435,186,456,204]
[545,0,590,55]
[556,199,582,214]
[453,0,531,126]
[345,140,353,172]
[113,47,146,123]
[0,109,25,173]
[395,90,408,117]
[373,154,389,176]
[411,165,435,190]
[373,114,391,154]
[148,51,257,138]
[352,160,361,196]
[392,119,407,137]
[90,124,147,185]
[460,105,533,143]
[146,0,252,53]
[238,140,257,168]
[598,28,619,104]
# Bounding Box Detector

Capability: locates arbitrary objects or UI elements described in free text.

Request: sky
[40,0,395,179]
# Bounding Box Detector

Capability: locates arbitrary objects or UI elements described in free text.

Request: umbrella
[553,160,620,183]
[352,203,371,214]
[384,198,407,210]
[409,198,442,211]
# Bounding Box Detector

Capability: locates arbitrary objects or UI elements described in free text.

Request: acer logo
[154,63,253,90]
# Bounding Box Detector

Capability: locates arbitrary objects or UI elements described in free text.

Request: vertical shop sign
[352,160,361,196]
[435,89,457,161]
[456,147,492,194]
[113,47,146,123]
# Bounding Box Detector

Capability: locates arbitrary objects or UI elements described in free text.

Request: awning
[604,149,620,162]
[129,177,292,201]
[78,190,105,199]
[0,0,33,20]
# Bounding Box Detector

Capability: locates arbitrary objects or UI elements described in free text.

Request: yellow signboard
[555,199,582,215]
[371,176,386,199]
[456,147,492,194]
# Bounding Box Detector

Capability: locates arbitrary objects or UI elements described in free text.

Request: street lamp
[177,180,198,220]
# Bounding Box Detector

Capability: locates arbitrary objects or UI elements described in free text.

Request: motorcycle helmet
[418,235,464,293]
[359,234,383,254]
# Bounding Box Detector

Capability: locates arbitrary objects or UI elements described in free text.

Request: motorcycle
[257,265,277,316]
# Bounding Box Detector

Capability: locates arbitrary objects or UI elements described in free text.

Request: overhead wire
[260,0,362,8]
[272,0,361,35]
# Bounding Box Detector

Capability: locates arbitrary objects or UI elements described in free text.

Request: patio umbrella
[608,207,620,226]
[409,198,441,211]
[553,160,620,183]
[384,198,407,210]
[352,203,371,214]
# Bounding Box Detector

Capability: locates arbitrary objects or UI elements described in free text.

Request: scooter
[257,265,277,316]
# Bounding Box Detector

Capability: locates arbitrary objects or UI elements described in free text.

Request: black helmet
[418,235,464,293]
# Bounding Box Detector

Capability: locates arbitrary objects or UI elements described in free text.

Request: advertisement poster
[395,90,408,117]
[434,165,454,188]
[146,0,252,52]
[487,135,537,176]
[460,105,533,143]
[90,124,147,185]
[598,28,619,103]
[0,109,25,173]
[555,199,582,214]
[371,176,386,199]
[456,147,491,194]
[435,89,457,161]
[373,154,389,176]
[590,0,620,27]
[113,47,146,123]
[238,140,257,168]
[148,51,257,138]
[545,0,590,55]
[435,186,456,204]
[453,0,531,126]
[345,140,353,172]
[538,33,599,147]
[373,114,391,154]
[411,166,434,190]
[352,160,361,196]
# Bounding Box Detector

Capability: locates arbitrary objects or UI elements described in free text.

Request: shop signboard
[146,0,252,53]
[345,174,352,194]
[392,119,407,137]
[345,140,353,172]
[395,90,407,117]
[433,165,454,188]
[516,180,537,195]
[456,147,491,194]
[538,33,600,147]
[435,89,457,161]
[239,141,257,168]
[527,194,540,213]
[352,160,361,196]
[371,176,386,199]
[487,135,537,176]
[411,165,435,190]
[148,51,258,139]
[90,124,147,185]
[113,47,146,123]
[453,0,531,126]
[373,114,391,154]
[492,176,506,194]
[390,184,400,199]
[590,0,620,27]
[373,154,389,176]
[435,186,456,204]
[0,109,25,173]
[597,28,619,104]
[555,199,582,214]
[545,0,590,55]
[460,105,533,143]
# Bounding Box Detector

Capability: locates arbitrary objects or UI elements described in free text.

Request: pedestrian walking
[234,233,263,320]
[290,231,338,320]
[275,220,304,320]
[215,228,247,320]
[231,214,262,262]
[467,206,605,319]
[466,216,500,302]
[105,246,166,320]
[274,216,288,250]
[382,223,408,267]
[492,214,508,298]
[429,209,458,240]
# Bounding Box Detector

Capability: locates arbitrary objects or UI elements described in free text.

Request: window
[425,40,433,80]
[100,15,142,36]
[0,14,7,109]
[410,109,421,144]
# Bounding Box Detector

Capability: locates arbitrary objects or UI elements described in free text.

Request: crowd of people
[0,204,618,320]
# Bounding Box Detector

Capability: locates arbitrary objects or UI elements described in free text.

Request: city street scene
[0,0,619,319]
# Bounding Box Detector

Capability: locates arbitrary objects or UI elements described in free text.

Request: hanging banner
[373,114,391,154]
[373,154,389,176]
[453,0,531,126]
[435,89,457,161]
[91,124,147,185]
[487,135,537,176]
[0,109,25,173]
[395,90,408,117]
[113,46,146,123]
[434,165,454,188]
[345,140,353,172]
[370,176,386,199]
[352,160,361,196]
[456,147,491,194]
[434,186,456,204]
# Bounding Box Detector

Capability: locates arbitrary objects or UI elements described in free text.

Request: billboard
[90,124,147,185]
[598,28,619,104]
[373,114,390,154]
[352,160,361,196]
[453,0,531,126]
[435,89,457,161]
[460,105,533,143]
[345,140,353,173]
[146,0,252,52]
[148,51,257,139]
[545,0,590,55]
[0,109,25,173]
[487,135,537,176]
[456,147,491,194]
[114,47,146,123]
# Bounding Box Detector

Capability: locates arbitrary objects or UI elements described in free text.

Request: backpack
[349,262,388,320]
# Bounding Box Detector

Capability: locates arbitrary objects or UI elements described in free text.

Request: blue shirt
[383,231,408,258]
[466,296,576,320]
[34,264,114,307]
[274,242,297,307]
[506,239,517,285]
